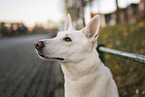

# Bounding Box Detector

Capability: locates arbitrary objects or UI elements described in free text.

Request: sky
[0,0,140,27]
[0,0,65,27]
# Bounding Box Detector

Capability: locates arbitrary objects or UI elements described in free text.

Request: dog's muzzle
[34,41,64,61]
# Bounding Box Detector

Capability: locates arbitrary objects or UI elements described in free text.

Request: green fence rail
[97,44,145,64]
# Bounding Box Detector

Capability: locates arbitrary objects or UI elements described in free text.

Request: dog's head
[34,14,100,63]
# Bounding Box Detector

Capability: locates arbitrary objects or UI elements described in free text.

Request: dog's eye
[63,37,72,42]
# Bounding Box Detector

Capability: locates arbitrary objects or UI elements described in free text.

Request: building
[104,0,144,25]
[0,22,28,37]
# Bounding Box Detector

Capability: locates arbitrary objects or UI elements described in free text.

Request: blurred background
[0,0,145,97]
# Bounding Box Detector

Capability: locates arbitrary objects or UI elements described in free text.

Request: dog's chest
[65,80,93,97]
[65,74,102,97]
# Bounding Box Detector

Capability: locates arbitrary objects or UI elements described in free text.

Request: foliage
[98,20,145,97]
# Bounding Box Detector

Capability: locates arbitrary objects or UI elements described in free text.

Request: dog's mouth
[38,52,64,61]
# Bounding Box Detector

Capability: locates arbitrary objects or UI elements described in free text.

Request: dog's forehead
[58,30,83,37]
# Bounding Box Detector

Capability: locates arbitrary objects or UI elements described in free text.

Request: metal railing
[96,44,145,64]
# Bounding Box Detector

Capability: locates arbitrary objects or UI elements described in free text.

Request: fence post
[96,44,105,63]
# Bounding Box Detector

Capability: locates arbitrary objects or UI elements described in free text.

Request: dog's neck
[60,50,108,97]
[61,50,103,81]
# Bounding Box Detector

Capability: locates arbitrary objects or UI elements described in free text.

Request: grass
[98,20,145,97]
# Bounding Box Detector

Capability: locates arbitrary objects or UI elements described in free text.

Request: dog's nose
[34,41,44,50]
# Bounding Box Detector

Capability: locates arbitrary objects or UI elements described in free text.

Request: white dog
[34,14,119,97]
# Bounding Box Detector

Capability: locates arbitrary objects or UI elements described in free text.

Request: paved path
[0,35,64,97]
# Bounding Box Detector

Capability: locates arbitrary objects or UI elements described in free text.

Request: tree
[116,0,119,10]
[116,0,119,23]
[144,0,145,18]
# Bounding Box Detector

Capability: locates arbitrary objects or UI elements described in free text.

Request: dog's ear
[83,15,100,41]
[64,13,73,31]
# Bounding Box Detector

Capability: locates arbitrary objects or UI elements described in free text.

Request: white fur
[35,14,119,97]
